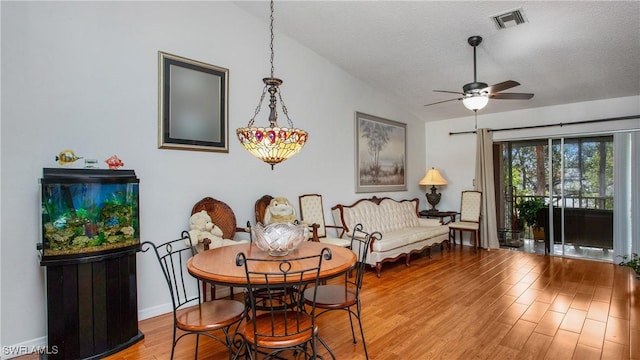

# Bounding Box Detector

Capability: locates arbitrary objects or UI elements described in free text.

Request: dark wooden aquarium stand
[38,168,143,359]
[41,249,143,359]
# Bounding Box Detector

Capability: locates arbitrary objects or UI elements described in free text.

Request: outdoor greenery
[515,198,545,228]
[497,136,614,240]
[502,136,613,210]
[617,253,640,279]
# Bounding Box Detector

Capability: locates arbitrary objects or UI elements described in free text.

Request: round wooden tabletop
[187,241,356,286]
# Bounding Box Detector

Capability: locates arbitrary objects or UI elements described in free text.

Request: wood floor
[21,245,640,359]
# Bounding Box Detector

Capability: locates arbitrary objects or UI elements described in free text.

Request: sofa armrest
[417,218,445,227]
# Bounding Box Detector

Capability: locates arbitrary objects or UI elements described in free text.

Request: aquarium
[39,168,140,264]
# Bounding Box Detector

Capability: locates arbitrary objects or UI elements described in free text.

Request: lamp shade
[236,126,308,168]
[419,168,448,186]
[462,94,489,111]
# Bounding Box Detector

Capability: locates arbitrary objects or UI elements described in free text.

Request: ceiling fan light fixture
[424,35,534,110]
[462,94,489,111]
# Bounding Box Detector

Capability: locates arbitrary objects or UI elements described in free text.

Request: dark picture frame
[158,51,229,152]
[355,112,407,193]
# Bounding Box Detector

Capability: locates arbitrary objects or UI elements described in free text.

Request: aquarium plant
[42,182,138,255]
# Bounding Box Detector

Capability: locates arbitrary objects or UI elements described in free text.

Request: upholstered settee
[331,197,450,277]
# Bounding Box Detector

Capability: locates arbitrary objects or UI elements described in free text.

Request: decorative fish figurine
[105,155,124,169]
[55,149,82,165]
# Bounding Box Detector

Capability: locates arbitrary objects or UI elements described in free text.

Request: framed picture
[158,51,229,152]
[355,112,407,193]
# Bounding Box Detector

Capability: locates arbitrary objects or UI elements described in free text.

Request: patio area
[501,237,614,262]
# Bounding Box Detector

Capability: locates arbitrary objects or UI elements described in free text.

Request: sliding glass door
[495,136,614,261]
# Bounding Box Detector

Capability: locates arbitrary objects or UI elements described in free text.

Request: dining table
[187,241,357,287]
[187,241,355,359]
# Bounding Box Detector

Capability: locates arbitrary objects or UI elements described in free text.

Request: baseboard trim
[2,289,234,358]
[1,336,47,359]
[138,302,173,321]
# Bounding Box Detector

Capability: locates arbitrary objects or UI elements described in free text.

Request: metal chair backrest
[460,190,482,223]
[141,232,200,319]
[299,193,328,238]
[235,248,332,341]
[349,224,381,294]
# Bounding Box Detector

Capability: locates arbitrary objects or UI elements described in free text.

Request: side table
[419,210,458,224]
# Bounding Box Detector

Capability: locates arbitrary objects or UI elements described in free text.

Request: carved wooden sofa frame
[331,196,450,277]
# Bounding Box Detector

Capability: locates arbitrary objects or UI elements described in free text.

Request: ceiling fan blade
[490,92,534,100]
[485,80,520,94]
[424,97,463,107]
[434,89,465,95]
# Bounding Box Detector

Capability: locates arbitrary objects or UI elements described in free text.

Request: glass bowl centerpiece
[251,222,307,256]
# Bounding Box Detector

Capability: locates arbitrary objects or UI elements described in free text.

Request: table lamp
[419,168,448,214]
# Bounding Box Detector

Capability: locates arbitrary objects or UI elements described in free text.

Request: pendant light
[236,0,308,170]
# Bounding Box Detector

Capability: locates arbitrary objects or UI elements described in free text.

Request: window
[495,136,614,261]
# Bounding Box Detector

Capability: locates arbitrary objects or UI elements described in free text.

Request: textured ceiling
[233,1,640,121]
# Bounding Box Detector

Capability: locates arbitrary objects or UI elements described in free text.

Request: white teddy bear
[187,210,246,252]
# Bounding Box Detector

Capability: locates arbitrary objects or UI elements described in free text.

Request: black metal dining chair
[141,232,246,359]
[303,223,380,360]
[234,248,332,360]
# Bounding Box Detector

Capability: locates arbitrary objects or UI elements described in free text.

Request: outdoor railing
[500,194,613,241]
[515,194,613,210]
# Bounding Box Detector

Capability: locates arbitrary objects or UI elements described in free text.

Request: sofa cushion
[371,225,449,252]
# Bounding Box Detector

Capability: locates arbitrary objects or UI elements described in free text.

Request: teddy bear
[187,210,241,252]
[263,197,298,225]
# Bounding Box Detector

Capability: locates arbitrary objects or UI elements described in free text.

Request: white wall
[0,0,3,353]
[425,95,640,215]
[0,1,426,350]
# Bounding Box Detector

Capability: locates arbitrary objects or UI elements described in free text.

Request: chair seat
[304,285,357,308]
[319,237,351,247]
[449,221,479,231]
[244,312,318,348]
[176,299,246,332]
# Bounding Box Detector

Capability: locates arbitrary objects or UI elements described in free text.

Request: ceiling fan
[425,35,534,111]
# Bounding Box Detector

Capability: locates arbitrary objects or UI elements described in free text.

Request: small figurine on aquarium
[84,159,98,168]
[105,155,124,169]
[55,149,82,165]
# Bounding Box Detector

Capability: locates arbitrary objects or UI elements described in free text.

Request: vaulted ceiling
[234,1,640,121]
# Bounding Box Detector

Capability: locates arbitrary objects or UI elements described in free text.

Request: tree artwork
[360,119,391,179]
[355,113,406,192]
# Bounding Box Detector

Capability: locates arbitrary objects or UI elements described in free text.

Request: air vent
[491,8,527,29]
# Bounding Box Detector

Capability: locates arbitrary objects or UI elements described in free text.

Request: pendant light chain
[248,0,276,128]
[247,85,268,127]
[235,0,308,169]
[278,90,294,128]
[269,0,275,79]
[267,0,293,128]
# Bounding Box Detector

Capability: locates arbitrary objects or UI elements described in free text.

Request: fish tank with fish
[38,168,140,265]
